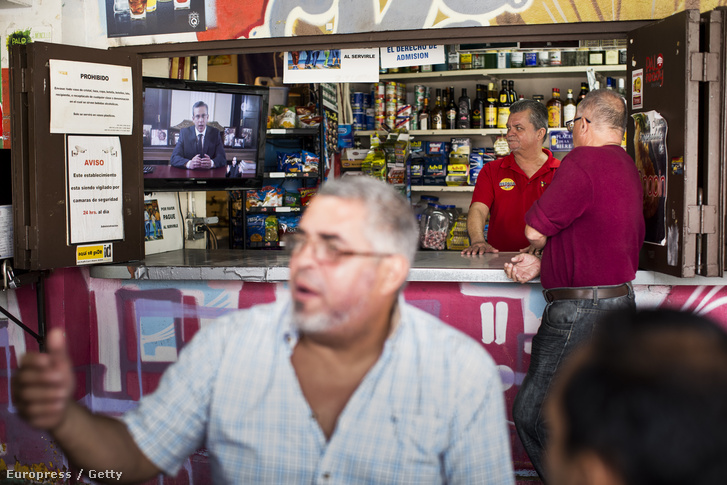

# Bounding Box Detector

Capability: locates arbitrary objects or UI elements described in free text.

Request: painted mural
[199,0,727,41]
[2,267,727,483]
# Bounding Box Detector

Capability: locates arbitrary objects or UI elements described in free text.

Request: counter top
[88,249,727,286]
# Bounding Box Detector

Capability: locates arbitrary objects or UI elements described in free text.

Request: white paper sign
[50,59,133,135]
[0,205,13,259]
[283,49,379,84]
[144,192,184,255]
[67,136,124,244]
[379,45,445,69]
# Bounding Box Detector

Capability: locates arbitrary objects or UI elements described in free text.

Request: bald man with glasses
[504,89,645,484]
[13,177,514,485]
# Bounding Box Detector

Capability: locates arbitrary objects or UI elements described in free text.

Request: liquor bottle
[577,82,589,104]
[471,84,485,129]
[497,80,511,129]
[563,89,576,126]
[484,82,498,129]
[418,96,431,130]
[432,89,444,130]
[547,88,562,128]
[446,86,457,130]
[508,80,517,104]
[617,78,627,96]
[457,88,472,129]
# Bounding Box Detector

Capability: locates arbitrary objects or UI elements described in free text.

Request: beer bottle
[497,80,510,129]
[563,89,576,126]
[418,96,431,130]
[617,78,627,96]
[484,82,498,129]
[471,84,485,129]
[577,82,589,105]
[547,88,562,128]
[446,86,457,130]
[508,80,517,104]
[457,88,472,129]
[432,89,444,130]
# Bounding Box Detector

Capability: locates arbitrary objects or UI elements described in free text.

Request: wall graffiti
[201,0,726,40]
[2,268,727,483]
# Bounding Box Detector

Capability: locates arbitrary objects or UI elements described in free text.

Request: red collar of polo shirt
[501,148,560,178]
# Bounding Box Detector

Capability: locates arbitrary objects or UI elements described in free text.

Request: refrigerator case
[627,9,726,277]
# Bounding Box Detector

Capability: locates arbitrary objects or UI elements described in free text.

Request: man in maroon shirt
[462,99,560,254]
[504,89,645,483]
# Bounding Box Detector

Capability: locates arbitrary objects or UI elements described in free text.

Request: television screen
[142,77,268,191]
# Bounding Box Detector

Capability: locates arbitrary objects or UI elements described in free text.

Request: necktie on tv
[197,134,203,154]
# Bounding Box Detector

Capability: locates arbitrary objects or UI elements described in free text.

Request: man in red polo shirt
[462,99,560,254]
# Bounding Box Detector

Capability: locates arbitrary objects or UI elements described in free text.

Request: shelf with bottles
[380,65,626,82]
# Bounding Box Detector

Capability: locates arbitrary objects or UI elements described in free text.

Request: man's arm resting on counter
[462,202,498,255]
[524,224,547,249]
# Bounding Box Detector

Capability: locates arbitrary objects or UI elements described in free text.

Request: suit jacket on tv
[170,126,227,168]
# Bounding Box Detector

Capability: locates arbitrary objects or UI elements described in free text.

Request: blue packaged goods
[277,152,302,173]
[246,214,266,245]
[423,154,447,176]
[426,141,451,154]
[301,150,320,173]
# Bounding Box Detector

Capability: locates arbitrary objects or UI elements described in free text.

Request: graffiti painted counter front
[3,252,727,483]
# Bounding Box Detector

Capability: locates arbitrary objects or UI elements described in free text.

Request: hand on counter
[504,253,541,283]
[461,241,499,256]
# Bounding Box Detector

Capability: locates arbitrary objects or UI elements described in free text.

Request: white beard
[292,303,349,333]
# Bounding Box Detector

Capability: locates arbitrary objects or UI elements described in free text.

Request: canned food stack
[373,82,386,130]
[363,93,375,130]
[385,81,398,130]
[351,91,366,132]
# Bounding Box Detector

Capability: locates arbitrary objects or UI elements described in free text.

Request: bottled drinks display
[497,80,510,129]
[484,83,498,129]
[508,80,517,104]
[563,89,576,125]
[418,96,431,130]
[577,82,589,104]
[547,88,562,128]
[457,88,472,129]
[471,84,485,129]
[366,75,624,132]
[446,86,458,130]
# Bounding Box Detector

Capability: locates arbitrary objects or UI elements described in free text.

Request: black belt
[543,283,630,303]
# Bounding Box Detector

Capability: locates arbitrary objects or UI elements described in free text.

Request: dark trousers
[513,285,635,482]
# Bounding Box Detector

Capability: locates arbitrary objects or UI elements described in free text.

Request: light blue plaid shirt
[122,295,514,484]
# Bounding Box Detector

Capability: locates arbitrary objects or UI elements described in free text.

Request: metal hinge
[687,205,717,234]
[690,52,720,82]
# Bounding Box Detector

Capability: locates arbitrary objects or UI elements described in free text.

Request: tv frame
[141,77,269,192]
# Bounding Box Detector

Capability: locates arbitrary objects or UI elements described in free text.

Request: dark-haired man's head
[546,308,727,485]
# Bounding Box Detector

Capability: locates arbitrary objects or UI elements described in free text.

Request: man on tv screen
[170,101,227,170]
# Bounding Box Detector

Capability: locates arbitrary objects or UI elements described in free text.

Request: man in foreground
[13,177,514,484]
[505,89,645,482]
[462,99,559,255]
[170,100,227,170]
[546,308,727,485]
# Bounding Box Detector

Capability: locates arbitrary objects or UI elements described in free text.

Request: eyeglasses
[284,233,394,264]
[566,116,591,132]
